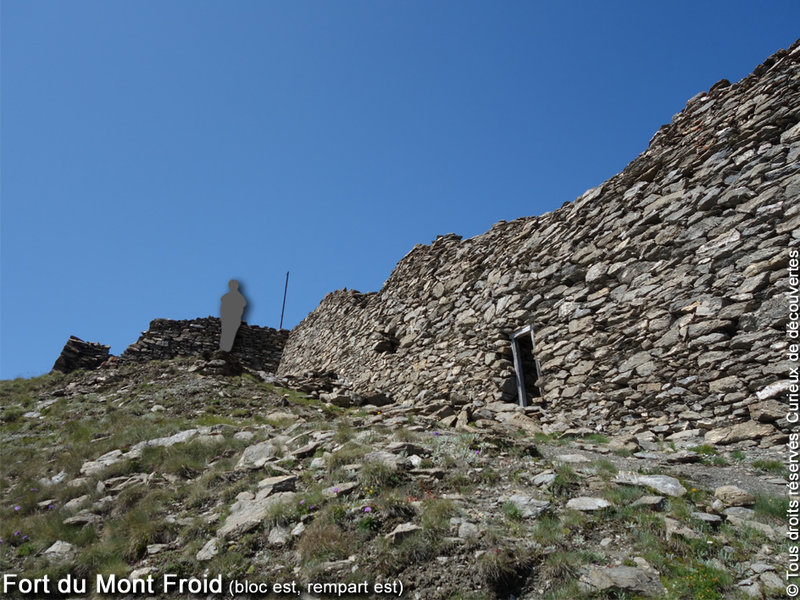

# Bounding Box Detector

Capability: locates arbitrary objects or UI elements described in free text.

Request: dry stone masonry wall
[119,317,288,373]
[52,336,111,373]
[279,40,800,439]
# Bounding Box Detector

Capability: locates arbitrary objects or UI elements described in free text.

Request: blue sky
[1,1,798,379]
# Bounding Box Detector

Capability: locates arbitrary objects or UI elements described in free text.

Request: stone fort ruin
[54,41,798,442]
[277,40,799,440]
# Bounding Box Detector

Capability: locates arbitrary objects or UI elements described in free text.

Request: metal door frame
[510,324,541,407]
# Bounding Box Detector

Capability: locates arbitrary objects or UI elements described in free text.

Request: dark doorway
[510,324,541,407]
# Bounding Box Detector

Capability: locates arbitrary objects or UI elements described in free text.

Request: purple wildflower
[364,506,372,513]
[299,499,305,505]
[13,505,21,511]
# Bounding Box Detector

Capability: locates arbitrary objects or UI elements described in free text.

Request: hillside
[0,354,789,599]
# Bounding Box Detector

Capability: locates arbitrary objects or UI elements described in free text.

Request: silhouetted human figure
[220,279,247,352]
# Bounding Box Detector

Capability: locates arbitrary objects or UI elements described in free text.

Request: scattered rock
[218,491,297,539]
[566,497,612,511]
[665,517,701,540]
[506,494,550,519]
[385,522,422,543]
[615,472,686,497]
[196,538,219,561]
[715,485,755,506]
[268,526,290,546]
[44,541,76,563]
[631,496,666,510]
[704,422,775,445]
[580,566,666,597]
[458,522,480,539]
[236,441,278,470]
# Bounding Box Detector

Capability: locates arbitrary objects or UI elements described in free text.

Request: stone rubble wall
[278,40,800,436]
[52,336,111,373]
[120,317,288,373]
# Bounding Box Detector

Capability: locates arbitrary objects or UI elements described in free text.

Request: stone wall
[120,317,288,373]
[52,336,111,373]
[278,40,800,436]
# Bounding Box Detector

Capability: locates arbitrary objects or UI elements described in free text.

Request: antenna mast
[279,271,289,330]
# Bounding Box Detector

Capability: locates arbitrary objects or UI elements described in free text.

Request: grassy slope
[0,360,788,599]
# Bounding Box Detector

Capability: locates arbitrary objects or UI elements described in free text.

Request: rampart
[278,41,800,436]
[119,317,288,373]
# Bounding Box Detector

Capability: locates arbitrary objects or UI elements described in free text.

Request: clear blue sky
[1,1,798,379]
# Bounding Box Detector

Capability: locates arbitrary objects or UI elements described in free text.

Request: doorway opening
[510,324,541,407]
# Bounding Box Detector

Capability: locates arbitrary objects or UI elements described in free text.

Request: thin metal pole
[279,271,289,330]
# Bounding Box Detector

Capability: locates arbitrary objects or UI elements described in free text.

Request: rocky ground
[0,358,789,599]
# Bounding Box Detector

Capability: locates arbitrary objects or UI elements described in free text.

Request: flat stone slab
[291,441,321,458]
[566,497,612,511]
[704,421,775,445]
[257,475,297,493]
[236,441,278,471]
[127,428,201,458]
[533,471,556,486]
[322,482,359,498]
[386,441,430,456]
[44,541,76,563]
[385,522,421,543]
[580,566,666,597]
[724,506,756,519]
[63,510,101,526]
[80,449,125,476]
[554,454,590,464]
[631,496,666,510]
[507,494,550,519]
[615,472,686,497]
[691,511,722,525]
[196,537,219,561]
[715,485,755,506]
[218,491,296,539]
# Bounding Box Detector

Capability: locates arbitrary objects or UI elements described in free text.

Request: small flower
[333,487,339,494]
[299,499,305,505]
[691,488,697,492]
[14,531,21,537]
[433,431,440,436]
[364,506,372,513]
[475,450,480,455]
[13,505,21,512]
[21,536,28,541]
[48,504,54,510]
